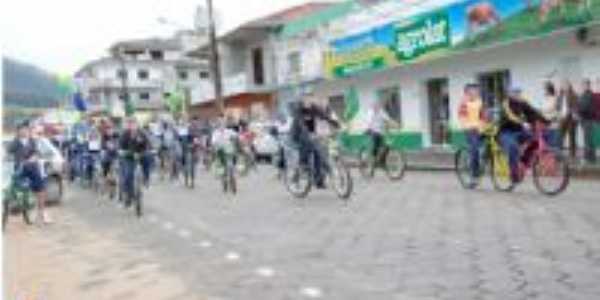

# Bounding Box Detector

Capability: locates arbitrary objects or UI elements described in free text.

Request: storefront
[317,0,600,152]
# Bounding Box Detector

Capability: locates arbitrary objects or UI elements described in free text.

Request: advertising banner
[325,0,600,78]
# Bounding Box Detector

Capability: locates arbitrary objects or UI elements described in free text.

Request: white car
[3,137,65,203]
[249,122,279,162]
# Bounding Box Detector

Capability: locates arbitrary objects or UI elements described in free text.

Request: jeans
[466,130,482,178]
[544,128,561,150]
[141,152,154,184]
[298,137,328,186]
[366,130,384,158]
[582,120,597,163]
[121,159,137,200]
[499,129,531,182]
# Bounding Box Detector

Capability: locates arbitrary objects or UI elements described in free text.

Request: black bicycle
[284,132,353,201]
[358,130,407,181]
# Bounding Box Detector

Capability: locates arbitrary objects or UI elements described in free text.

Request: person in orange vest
[458,83,487,186]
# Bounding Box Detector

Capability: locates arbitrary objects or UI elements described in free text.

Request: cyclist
[458,83,487,182]
[499,87,549,184]
[119,118,151,207]
[140,123,156,186]
[8,121,51,224]
[289,97,339,189]
[211,116,239,176]
[100,125,119,178]
[84,127,103,183]
[365,99,400,161]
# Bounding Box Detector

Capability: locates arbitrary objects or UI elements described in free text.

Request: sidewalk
[3,207,205,300]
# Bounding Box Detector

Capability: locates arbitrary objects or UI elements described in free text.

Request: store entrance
[478,70,511,121]
[427,78,450,146]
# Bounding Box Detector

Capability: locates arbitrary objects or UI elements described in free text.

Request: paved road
[5,167,600,300]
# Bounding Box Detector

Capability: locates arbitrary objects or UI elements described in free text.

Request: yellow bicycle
[454,124,514,191]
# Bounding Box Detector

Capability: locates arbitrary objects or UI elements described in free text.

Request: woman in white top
[542,81,561,149]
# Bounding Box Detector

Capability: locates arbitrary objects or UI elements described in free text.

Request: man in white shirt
[365,101,397,158]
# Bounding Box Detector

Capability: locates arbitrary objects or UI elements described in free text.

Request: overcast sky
[1,0,339,75]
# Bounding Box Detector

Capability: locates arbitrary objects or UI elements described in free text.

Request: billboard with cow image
[325,0,600,78]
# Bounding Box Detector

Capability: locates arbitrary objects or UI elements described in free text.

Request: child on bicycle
[211,116,239,175]
[119,118,151,206]
[458,83,486,183]
[499,87,549,184]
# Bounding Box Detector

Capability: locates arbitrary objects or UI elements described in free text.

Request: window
[288,52,301,78]
[118,92,130,101]
[116,69,128,80]
[199,71,210,79]
[150,50,164,61]
[137,69,149,80]
[378,87,402,126]
[178,71,188,81]
[139,92,150,101]
[328,95,346,119]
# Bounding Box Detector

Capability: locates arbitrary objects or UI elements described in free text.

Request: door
[252,48,265,85]
[478,70,511,121]
[427,79,450,146]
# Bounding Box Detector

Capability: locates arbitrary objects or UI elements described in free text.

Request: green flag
[344,86,360,122]
[165,85,185,115]
[56,74,75,97]
[124,98,135,117]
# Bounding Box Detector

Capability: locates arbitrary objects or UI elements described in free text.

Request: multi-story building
[189,2,340,121]
[76,31,210,120]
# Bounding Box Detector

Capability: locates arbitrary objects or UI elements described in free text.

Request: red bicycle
[505,121,570,196]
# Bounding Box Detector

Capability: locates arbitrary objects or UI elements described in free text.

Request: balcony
[85,78,163,91]
[223,73,273,97]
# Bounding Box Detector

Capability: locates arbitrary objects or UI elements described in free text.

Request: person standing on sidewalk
[558,80,580,160]
[579,79,597,164]
[541,81,561,149]
[458,84,486,184]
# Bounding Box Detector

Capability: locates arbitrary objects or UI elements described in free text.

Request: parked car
[250,122,279,163]
[3,137,65,203]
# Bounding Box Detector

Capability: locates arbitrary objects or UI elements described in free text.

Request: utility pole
[206,0,224,116]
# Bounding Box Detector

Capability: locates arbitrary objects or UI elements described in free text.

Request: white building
[311,0,600,151]
[76,32,211,119]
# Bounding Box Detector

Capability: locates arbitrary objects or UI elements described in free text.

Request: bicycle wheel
[532,149,570,196]
[455,148,480,189]
[330,158,353,201]
[284,165,312,199]
[490,149,515,192]
[358,148,375,179]
[134,171,143,217]
[229,168,237,195]
[384,149,407,181]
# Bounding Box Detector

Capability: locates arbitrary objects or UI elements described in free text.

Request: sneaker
[42,212,54,224]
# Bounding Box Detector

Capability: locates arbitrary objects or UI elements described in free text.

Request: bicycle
[118,151,144,217]
[2,171,35,231]
[283,130,353,201]
[512,122,570,196]
[455,124,513,191]
[358,130,407,181]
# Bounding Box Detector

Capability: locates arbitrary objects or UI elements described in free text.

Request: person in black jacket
[119,118,151,205]
[289,99,339,188]
[498,87,548,183]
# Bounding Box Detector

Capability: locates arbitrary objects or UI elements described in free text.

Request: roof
[109,37,181,54]
[247,2,336,28]
[75,57,119,77]
[280,1,355,38]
